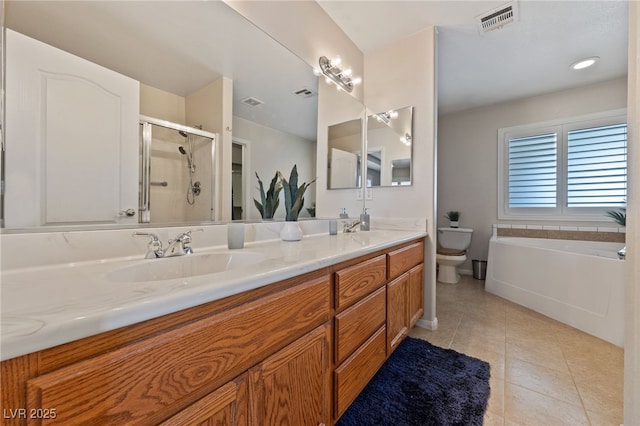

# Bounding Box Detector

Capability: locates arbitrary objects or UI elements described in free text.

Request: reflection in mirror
[327,119,362,189]
[3,0,318,229]
[366,106,413,187]
[139,117,216,224]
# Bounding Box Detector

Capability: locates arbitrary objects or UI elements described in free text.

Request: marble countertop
[1,230,426,361]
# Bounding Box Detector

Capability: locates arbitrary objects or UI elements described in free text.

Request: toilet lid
[437,247,466,256]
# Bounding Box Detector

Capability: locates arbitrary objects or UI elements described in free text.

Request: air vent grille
[477,2,518,33]
[293,87,316,98]
[240,97,264,108]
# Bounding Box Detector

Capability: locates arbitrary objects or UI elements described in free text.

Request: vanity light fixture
[570,56,599,70]
[318,56,361,93]
[374,110,398,124]
[401,133,412,146]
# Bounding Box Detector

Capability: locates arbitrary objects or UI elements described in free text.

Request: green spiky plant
[279,165,317,221]
[445,211,460,221]
[606,207,626,226]
[254,171,282,219]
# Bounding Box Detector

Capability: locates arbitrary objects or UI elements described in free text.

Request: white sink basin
[107,251,266,282]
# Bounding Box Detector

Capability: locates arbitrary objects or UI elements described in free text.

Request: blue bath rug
[336,337,491,426]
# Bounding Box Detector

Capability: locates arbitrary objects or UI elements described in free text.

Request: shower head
[178,130,188,138]
[178,146,195,173]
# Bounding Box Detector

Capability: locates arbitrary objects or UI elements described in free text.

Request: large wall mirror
[366,106,413,187]
[2,0,318,229]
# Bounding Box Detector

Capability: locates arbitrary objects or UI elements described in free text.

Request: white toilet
[436,227,473,284]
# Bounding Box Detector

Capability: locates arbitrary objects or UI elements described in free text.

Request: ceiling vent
[293,87,316,98]
[477,2,518,34]
[240,96,264,108]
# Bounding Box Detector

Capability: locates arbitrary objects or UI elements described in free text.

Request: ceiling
[318,0,629,115]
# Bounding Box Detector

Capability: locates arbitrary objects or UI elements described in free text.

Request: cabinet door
[387,273,409,354]
[249,324,330,426]
[160,375,248,426]
[408,264,424,328]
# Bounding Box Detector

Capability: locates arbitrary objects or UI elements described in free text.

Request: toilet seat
[436,247,466,256]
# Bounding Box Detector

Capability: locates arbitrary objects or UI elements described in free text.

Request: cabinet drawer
[334,326,386,419]
[335,286,386,364]
[335,255,386,310]
[26,277,330,425]
[387,241,424,280]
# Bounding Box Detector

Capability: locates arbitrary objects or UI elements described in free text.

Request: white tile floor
[410,275,624,426]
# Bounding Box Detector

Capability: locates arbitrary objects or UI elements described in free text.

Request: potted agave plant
[253,171,282,219]
[278,164,316,241]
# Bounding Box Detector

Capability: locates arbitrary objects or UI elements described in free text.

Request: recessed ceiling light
[570,56,600,70]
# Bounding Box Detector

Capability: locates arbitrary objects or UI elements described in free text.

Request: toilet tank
[437,227,473,250]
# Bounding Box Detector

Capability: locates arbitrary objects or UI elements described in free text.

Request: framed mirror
[2,0,318,229]
[366,106,413,187]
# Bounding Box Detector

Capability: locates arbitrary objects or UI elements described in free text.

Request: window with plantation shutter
[508,133,557,208]
[498,110,627,221]
[567,124,627,207]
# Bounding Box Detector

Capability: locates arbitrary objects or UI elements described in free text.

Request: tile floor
[409,275,624,426]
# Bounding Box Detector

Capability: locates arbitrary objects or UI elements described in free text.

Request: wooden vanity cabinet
[332,239,425,421]
[2,237,425,426]
[386,242,425,355]
[6,274,331,426]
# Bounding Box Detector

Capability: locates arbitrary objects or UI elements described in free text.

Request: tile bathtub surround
[410,276,623,425]
[495,227,625,243]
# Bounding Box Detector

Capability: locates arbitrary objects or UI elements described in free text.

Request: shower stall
[139,116,216,224]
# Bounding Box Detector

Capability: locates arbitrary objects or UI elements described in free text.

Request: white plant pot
[450,221,459,228]
[280,221,303,241]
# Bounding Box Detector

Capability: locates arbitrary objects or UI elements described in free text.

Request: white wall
[625,2,640,423]
[438,77,627,271]
[233,116,316,221]
[364,28,437,328]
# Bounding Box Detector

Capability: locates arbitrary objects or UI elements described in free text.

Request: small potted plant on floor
[445,211,460,228]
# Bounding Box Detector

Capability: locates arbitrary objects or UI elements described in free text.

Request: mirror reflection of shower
[139,116,216,224]
[178,131,201,205]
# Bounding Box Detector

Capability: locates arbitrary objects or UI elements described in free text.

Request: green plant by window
[606,207,626,226]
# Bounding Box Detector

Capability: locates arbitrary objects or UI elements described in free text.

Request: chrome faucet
[343,220,361,233]
[133,228,203,259]
[133,231,164,259]
[617,246,626,260]
[164,228,203,257]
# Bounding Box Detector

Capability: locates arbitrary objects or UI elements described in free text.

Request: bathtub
[485,236,625,346]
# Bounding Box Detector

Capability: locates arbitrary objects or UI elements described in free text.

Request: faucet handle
[171,227,204,243]
[132,231,164,258]
[168,228,204,255]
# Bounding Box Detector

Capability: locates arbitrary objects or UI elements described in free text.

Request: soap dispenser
[339,208,349,219]
[360,208,370,231]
